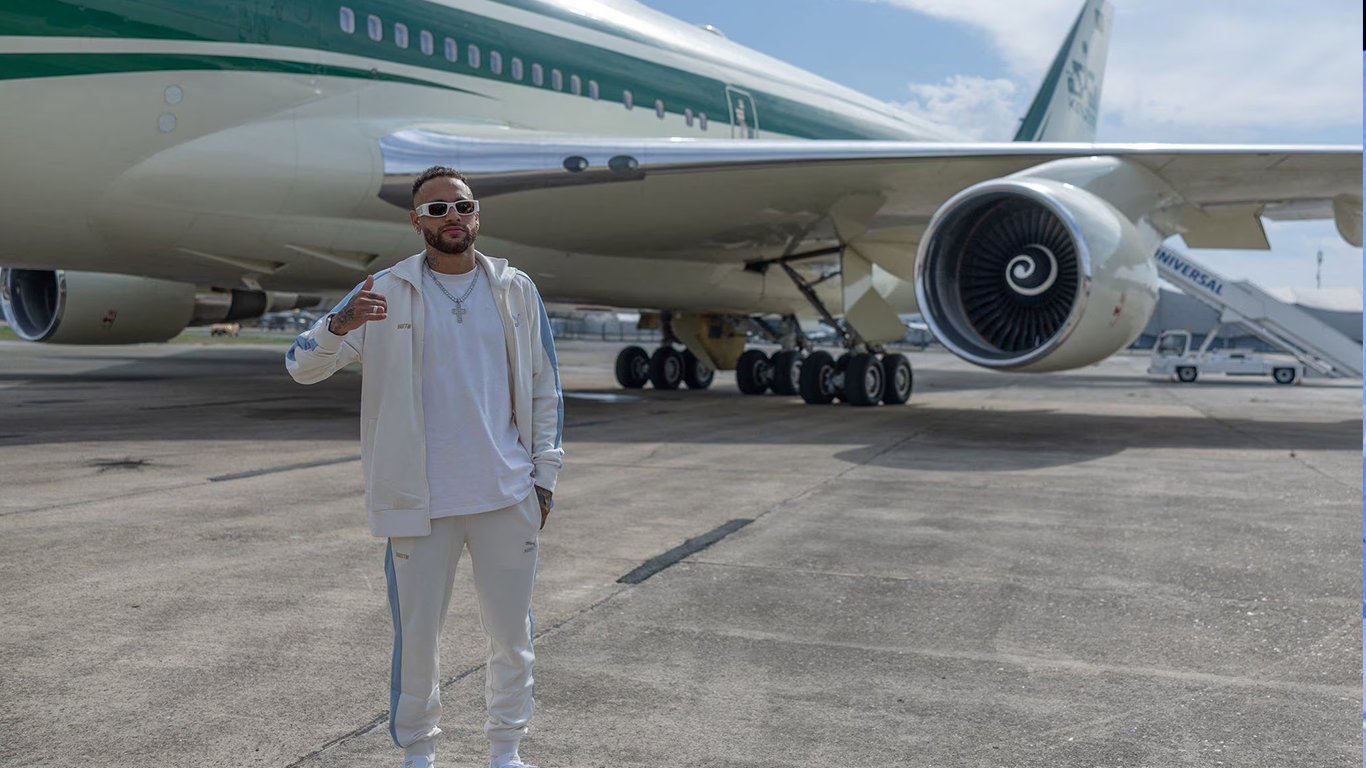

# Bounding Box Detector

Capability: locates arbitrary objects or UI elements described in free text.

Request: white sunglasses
[414,199,479,217]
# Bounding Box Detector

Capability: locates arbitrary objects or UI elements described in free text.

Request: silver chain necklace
[425,260,480,324]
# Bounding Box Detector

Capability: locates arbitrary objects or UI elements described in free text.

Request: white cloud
[1103,6,1363,141]
[849,0,1080,80]
[893,75,1020,140]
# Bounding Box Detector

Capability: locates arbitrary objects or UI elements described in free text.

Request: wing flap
[1178,204,1271,250]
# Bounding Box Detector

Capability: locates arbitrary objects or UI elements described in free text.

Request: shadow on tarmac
[0,347,1356,476]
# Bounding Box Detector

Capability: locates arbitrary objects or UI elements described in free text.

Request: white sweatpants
[384,491,540,759]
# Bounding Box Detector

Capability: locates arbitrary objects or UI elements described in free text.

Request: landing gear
[798,351,838,405]
[832,353,850,403]
[881,353,913,405]
[769,350,803,396]
[649,346,684,390]
[682,350,714,390]
[736,349,773,395]
[843,353,885,406]
[617,344,715,391]
[615,346,651,389]
[798,349,912,406]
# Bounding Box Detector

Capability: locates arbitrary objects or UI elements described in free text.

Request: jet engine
[914,177,1159,372]
[1,269,321,344]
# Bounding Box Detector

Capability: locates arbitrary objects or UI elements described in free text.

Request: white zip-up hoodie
[285,250,564,538]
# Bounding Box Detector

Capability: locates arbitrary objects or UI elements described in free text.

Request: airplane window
[699,112,707,130]
[551,69,563,91]
[511,57,524,81]
[444,38,456,62]
[623,90,633,110]
[655,99,664,119]
[339,7,355,34]
[394,23,408,49]
[685,108,693,127]
[366,14,382,41]
[489,50,503,75]
[570,74,582,96]
[531,63,543,87]
[467,44,480,69]
[588,80,600,100]
[419,30,433,56]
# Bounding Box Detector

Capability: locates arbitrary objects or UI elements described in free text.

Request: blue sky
[639,0,1364,293]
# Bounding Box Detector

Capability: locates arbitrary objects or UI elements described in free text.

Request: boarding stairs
[1153,246,1363,378]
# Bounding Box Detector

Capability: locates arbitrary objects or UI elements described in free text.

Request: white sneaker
[401,756,434,768]
[490,752,537,768]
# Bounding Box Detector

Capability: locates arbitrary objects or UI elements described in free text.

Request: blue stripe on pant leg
[529,548,537,701]
[385,539,404,747]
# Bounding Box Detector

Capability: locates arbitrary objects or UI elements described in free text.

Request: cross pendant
[452,305,467,323]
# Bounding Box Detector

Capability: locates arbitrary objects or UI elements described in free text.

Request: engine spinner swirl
[1006,245,1059,297]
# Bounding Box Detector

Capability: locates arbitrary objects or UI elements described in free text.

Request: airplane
[0,0,1360,407]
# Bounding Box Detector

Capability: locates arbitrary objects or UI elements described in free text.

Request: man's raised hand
[328,274,387,335]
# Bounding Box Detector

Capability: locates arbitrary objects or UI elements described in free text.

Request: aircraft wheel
[769,350,803,396]
[1272,367,1296,385]
[682,350,715,390]
[735,349,772,395]
[845,353,885,406]
[615,346,651,389]
[1176,366,1198,383]
[798,350,838,405]
[881,353,913,405]
[649,346,684,390]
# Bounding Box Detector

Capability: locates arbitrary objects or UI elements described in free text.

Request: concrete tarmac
[0,340,1360,767]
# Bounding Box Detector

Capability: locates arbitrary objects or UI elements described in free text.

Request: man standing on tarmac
[286,166,564,768]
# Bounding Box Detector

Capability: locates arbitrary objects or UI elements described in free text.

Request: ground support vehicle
[1148,327,1303,384]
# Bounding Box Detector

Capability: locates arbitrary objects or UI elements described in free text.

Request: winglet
[1013,0,1112,143]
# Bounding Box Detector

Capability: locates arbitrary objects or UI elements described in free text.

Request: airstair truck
[1148,327,1303,384]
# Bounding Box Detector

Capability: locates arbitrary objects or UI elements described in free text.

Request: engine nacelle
[914,177,1159,372]
[2,269,325,344]
[2,269,197,344]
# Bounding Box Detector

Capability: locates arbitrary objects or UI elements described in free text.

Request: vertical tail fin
[1013,0,1112,142]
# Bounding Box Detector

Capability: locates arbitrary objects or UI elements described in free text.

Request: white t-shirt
[421,263,535,517]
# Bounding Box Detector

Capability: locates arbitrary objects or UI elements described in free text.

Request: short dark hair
[411,166,471,202]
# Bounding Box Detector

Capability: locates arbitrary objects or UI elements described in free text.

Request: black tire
[649,346,684,390]
[682,350,715,390]
[798,350,838,405]
[615,346,651,389]
[1272,367,1296,385]
[881,353,913,405]
[769,350,802,396]
[845,353,885,406]
[735,349,771,395]
[1176,366,1197,383]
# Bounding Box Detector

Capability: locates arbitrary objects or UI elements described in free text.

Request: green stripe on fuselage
[0,51,482,93]
[1013,4,1082,141]
[0,0,920,141]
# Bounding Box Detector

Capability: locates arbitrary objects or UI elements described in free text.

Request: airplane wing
[374,131,1364,280]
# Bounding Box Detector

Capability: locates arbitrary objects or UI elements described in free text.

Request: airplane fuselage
[0,0,953,313]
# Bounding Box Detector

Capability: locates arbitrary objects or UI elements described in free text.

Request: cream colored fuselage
[0,2,946,314]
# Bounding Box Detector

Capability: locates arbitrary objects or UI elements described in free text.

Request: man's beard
[424,226,476,255]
